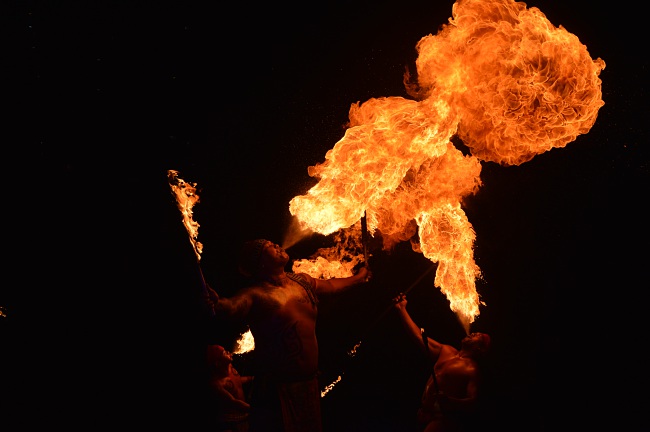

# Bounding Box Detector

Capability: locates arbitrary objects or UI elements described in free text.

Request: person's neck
[262,271,288,286]
[213,365,230,378]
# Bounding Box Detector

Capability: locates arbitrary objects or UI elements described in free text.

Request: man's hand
[356,265,372,282]
[392,292,407,311]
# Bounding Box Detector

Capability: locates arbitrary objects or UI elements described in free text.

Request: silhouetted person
[393,293,490,432]
[205,344,253,432]
[204,239,371,432]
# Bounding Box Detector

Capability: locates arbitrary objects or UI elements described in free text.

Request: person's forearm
[321,273,365,293]
[397,309,425,348]
[339,273,366,288]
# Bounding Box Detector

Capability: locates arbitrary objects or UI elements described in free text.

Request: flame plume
[233,328,255,354]
[289,0,605,330]
[167,169,203,262]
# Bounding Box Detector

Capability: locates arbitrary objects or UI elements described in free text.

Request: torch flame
[167,169,203,262]
[289,0,605,330]
[167,171,259,355]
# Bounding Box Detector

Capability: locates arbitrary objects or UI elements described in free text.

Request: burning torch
[360,210,369,266]
[166,169,214,317]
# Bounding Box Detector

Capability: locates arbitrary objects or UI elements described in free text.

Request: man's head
[206,344,232,368]
[238,239,268,277]
[462,332,491,358]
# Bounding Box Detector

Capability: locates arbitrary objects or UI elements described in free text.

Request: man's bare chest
[262,280,317,311]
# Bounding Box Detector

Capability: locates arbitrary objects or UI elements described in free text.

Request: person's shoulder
[236,283,264,294]
[290,272,315,284]
[440,342,455,350]
[242,282,284,302]
[440,344,459,356]
[227,284,264,304]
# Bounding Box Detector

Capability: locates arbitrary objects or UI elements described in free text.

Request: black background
[3,0,648,430]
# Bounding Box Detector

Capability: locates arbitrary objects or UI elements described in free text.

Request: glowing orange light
[321,375,343,397]
[289,0,605,331]
[290,223,366,278]
[167,170,203,262]
[234,329,255,354]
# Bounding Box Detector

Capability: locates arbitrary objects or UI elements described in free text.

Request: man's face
[262,242,289,265]
[208,345,232,367]
[463,332,490,353]
[214,346,232,363]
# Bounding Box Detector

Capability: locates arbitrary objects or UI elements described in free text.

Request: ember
[321,375,343,397]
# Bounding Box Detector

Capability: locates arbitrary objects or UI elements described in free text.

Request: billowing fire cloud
[289,0,605,330]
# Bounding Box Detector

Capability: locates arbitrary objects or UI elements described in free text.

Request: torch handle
[360,211,369,265]
[196,261,217,317]
[355,263,437,345]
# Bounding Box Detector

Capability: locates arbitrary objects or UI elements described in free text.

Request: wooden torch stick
[360,210,369,266]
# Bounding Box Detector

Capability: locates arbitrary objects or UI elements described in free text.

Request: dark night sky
[3,0,648,430]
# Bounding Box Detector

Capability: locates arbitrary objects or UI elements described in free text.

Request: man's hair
[238,239,267,278]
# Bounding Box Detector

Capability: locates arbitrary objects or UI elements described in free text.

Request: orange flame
[291,223,365,278]
[289,0,605,330]
[233,329,255,354]
[167,170,203,262]
[321,375,343,397]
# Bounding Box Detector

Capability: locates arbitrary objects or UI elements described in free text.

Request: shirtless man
[204,239,371,432]
[205,344,253,432]
[393,293,490,432]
